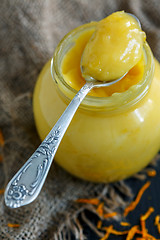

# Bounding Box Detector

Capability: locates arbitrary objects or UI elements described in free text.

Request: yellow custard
[81,11,146,82]
[33,13,160,183]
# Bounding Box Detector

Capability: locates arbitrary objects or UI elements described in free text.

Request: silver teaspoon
[4,13,140,208]
[4,58,127,208]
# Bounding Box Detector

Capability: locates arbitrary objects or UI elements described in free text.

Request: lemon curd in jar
[33,19,160,183]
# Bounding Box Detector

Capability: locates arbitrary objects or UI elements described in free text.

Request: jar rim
[51,22,154,112]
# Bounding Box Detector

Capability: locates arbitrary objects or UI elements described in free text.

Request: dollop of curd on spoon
[62,11,146,97]
[81,11,146,82]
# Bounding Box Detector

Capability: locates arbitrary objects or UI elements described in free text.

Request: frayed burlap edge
[53,155,159,240]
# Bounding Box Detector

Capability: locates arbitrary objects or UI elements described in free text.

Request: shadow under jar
[33,23,160,183]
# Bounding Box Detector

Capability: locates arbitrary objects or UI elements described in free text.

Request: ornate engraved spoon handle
[4,82,94,208]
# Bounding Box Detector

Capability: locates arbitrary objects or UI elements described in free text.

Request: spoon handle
[4,82,94,208]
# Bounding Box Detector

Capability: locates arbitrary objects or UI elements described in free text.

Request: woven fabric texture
[0,0,160,239]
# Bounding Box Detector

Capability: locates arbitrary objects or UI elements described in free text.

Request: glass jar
[33,23,160,183]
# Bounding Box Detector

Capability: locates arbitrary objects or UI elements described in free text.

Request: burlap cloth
[0,0,160,239]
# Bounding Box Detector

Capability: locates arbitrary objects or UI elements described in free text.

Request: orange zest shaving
[0,129,4,147]
[155,215,160,225]
[155,215,160,233]
[0,189,4,194]
[76,198,100,205]
[140,219,147,238]
[124,181,151,217]
[126,225,139,240]
[97,220,102,229]
[140,207,154,238]
[100,225,129,240]
[147,169,156,177]
[136,229,158,240]
[103,212,117,219]
[120,221,131,227]
[7,223,20,228]
[100,225,113,240]
[108,228,129,235]
[96,202,104,217]
[141,207,154,221]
